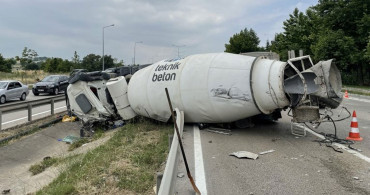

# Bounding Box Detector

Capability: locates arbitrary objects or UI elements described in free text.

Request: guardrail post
[51,99,55,115]
[28,104,32,122]
[0,111,2,131]
[168,134,173,149]
[156,172,163,195]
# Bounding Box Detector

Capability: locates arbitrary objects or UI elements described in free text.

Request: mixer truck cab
[66,53,342,135]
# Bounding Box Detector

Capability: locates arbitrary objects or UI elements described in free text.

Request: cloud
[0,0,317,64]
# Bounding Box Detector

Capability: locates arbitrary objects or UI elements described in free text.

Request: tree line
[225,0,370,85]
[0,48,124,73]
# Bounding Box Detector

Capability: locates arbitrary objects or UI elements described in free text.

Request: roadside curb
[0,116,63,145]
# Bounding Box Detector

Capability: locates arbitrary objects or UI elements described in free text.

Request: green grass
[345,89,370,96]
[342,85,370,96]
[343,85,370,90]
[29,157,59,175]
[36,118,173,195]
[68,129,105,151]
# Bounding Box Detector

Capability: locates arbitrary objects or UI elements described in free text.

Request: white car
[0,80,29,104]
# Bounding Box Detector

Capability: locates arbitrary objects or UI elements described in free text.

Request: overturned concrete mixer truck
[66,52,342,136]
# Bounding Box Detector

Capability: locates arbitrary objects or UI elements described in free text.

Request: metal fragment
[259,149,275,155]
[229,151,258,160]
[206,129,231,135]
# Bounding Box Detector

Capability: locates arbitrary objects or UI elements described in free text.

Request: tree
[0,54,15,72]
[81,54,115,71]
[81,54,100,71]
[42,58,64,73]
[270,1,370,85]
[21,47,39,69]
[225,28,260,54]
[71,51,81,69]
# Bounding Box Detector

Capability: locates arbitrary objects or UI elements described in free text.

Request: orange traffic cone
[346,111,363,141]
[344,90,349,98]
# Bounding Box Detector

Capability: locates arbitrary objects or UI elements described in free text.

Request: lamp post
[102,24,114,71]
[172,44,186,58]
[134,41,143,65]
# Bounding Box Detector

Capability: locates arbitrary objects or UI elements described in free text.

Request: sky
[0,0,317,65]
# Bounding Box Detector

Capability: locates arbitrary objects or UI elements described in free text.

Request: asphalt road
[175,95,370,195]
[0,122,81,194]
[0,90,66,130]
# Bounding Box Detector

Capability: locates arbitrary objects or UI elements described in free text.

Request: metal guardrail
[0,95,66,131]
[158,108,184,195]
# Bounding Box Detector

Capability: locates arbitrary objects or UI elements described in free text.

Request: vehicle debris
[353,177,359,180]
[259,149,275,155]
[2,189,10,194]
[271,138,281,142]
[229,151,258,160]
[208,127,231,132]
[177,172,185,178]
[206,129,231,135]
[62,135,80,144]
[62,115,76,122]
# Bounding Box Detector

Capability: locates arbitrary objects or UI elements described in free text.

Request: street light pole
[102,24,114,71]
[172,44,186,58]
[134,41,143,65]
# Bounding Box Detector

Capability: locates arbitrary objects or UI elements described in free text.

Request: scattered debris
[2,189,10,194]
[113,120,124,128]
[317,170,321,173]
[230,151,258,160]
[208,127,231,132]
[299,155,304,157]
[177,172,185,178]
[259,149,275,155]
[62,115,76,122]
[326,144,343,153]
[291,157,298,160]
[62,135,80,144]
[43,156,51,161]
[206,129,231,135]
[348,145,362,152]
[208,140,212,143]
[271,138,280,142]
[353,177,359,180]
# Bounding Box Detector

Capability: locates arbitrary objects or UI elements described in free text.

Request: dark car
[32,75,69,96]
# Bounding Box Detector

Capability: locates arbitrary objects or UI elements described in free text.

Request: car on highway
[0,80,29,104]
[32,75,69,96]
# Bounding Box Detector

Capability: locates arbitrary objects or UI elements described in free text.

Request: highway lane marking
[305,127,370,163]
[193,125,208,195]
[1,106,66,125]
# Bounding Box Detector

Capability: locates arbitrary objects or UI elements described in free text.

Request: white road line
[193,125,207,195]
[305,127,370,163]
[1,106,66,125]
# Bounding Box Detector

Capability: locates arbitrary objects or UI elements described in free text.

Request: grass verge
[345,89,370,96]
[36,118,173,195]
[29,157,59,175]
[68,129,105,151]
